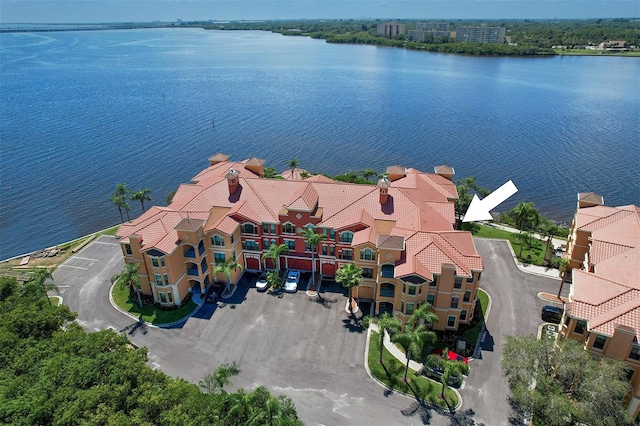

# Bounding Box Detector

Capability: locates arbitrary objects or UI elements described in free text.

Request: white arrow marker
[463,180,518,223]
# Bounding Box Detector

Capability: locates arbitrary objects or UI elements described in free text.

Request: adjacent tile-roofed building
[560,194,640,417]
[116,155,484,331]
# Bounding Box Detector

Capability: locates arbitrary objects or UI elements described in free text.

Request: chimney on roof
[226,168,240,194]
[378,176,391,204]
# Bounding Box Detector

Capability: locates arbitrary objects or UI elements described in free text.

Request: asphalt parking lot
[56,236,564,425]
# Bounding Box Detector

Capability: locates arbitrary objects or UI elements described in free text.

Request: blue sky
[1,1,638,23]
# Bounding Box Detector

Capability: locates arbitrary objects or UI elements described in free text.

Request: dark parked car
[541,305,563,323]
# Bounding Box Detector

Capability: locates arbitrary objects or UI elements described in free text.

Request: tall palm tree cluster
[109,183,152,223]
[366,303,468,401]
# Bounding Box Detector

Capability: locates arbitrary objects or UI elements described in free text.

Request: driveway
[462,238,566,425]
[55,236,565,425]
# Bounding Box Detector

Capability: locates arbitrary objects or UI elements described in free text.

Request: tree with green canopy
[363,312,401,363]
[111,262,143,308]
[130,188,152,212]
[110,182,131,222]
[261,243,289,272]
[287,158,299,178]
[299,228,327,293]
[392,324,437,382]
[335,263,363,313]
[425,348,469,399]
[214,258,244,293]
[502,334,632,426]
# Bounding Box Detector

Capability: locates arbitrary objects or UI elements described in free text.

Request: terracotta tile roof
[567,202,640,337]
[118,157,477,269]
[245,157,265,167]
[287,183,319,211]
[174,218,204,232]
[280,168,308,180]
[434,165,455,175]
[377,235,405,250]
[387,165,406,176]
[208,153,229,163]
[578,192,604,205]
[305,174,336,183]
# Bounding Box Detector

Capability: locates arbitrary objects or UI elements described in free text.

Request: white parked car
[255,272,269,292]
[284,270,300,293]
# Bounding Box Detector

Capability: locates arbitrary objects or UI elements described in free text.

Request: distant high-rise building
[377,22,405,38]
[408,22,450,42]
[455,24,506,44]
[415,21,449,32]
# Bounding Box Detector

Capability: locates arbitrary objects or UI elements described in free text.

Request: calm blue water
[1,28,639,260]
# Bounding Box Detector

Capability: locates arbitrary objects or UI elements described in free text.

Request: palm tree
[287,158,299,179]
[425,349,469,400]
[266,270,282,292]
[364,312,401,363]
[27,268,57,305]
[112,262,142,308]
[360,168,377,182]
[299,228,327,291]
[261,243,289,272]
[392,324,436,382]
[130,188,152,212]
[110,183,131,222]
[408,302,439,331]
[214,361,240,392]
[509,201,540,232]
[335,263,363,314]
[214,258,244,293]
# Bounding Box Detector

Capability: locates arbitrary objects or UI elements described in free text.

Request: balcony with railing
[379,283,395,298]
[380,264,395,278]
[183,246,196,259]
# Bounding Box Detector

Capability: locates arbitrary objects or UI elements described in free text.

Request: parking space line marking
[58,264,88,270]
[94,241,118,246]
[72,256,100,262]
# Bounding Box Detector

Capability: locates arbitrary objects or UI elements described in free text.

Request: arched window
[339,231,354,243]
[360,248,376,261]
[283,222,295,234]
[380,282,395,298]
[242,223,257,235]
[381,264,395,278]
[211,234,225,246]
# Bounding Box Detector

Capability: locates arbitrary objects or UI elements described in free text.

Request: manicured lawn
[460,289,489,347]
[112,282,198,325]
[368,331,458,408]
[473,224,549,266]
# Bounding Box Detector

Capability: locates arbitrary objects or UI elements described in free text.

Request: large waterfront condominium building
[559,193,640,419]
[455,24,506,44]
[116,156,483,331]
[377,22,405,38]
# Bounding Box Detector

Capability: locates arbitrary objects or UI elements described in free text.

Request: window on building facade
[283,222,295,234]
[230,234,234,244]
[322,245,327,255]
[163,274,169,285]
[264,238,270,249]
[463,290,471,302]
[243,240,259,251]
[626,367,635,381]
[360,248,376,261]
[211,235,225,246]
[340,250,353,260]
[574,320,587,335]
[406,302,415,315]
[263,223,276,234]
[160,293,167,303]
[160,258,165,267]
[362,267,373,278]
[285,240,295,251]
[380,283,395,298]
[454,276,463,289]
[593,334,607,350]
[381,264,394,278]
[214,252,225,264]
[200,258,208,273]
[168,292,173,303]
[330,245,335,256]
[339,231,353,243]
[155,273,162,284]
[124,244,132,255]
[305,241,313,252]
[408,286,416,296]
[447,315,456,328]
[476,271,482,281]
[427,294,435,305]
[629,345,640,361]
[430,275,438,287]
[451,296,459,309]
[152,258,159,267]
[460,310,468,321]
[242,223,257,234]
